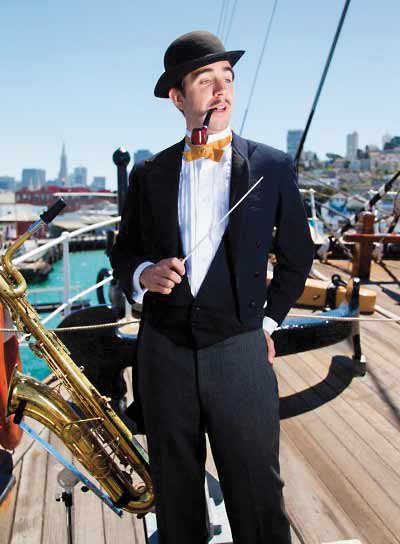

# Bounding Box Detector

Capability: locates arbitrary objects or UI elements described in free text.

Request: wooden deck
[1,259,400,543]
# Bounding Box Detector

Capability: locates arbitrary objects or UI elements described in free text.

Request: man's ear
[169,87,184,113]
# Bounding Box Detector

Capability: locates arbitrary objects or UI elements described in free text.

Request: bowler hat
[154,30,245,98]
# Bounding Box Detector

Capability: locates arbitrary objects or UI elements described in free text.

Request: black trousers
[137,321,292,544]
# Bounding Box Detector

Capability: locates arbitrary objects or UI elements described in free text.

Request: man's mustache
[207,100,231,111]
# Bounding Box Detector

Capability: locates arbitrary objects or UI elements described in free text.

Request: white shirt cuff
[262,316,279,336]
[132,261,153,304]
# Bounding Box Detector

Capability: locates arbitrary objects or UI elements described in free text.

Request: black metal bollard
[112,147,131,215]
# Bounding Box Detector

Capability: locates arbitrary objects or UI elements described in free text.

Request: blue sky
[1,0,399,189]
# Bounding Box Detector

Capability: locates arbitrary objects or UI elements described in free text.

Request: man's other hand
[139,257,185,295]
[263,330,275,365]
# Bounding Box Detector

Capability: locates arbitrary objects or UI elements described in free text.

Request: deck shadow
[381,286,400,305]
[0,450,15,505]
[279,354,354,420]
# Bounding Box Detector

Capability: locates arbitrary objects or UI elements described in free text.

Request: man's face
[169,60,234,134]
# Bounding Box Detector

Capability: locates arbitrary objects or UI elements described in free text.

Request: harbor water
[22,249,111,380]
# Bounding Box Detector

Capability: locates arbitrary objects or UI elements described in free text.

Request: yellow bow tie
[183,134,232,163]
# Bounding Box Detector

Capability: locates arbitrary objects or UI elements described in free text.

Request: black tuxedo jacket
[110,131,314,329]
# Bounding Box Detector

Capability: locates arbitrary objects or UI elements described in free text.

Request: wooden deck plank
[297,347,400,455]
[41,434,73,544]
[73,467,105,544]
[280,428,365,543]
[290,529,303,544]
[10,429,50,544]
[331,342,398,399]
[281,413,398,544]
[283,352,400,513]
[131,514,147,544]
[0,462,21,544]
[294,350,400,480]
[12,420,46,467]
[278,376,399,543]
[309,339,400,432]
[357,339,400,391]
[362,321,400,364]
[306,330,400,417]
[276,357,400,543]
[368,283,400,307]
[103,505,145,544]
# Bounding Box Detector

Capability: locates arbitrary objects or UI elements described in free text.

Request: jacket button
[254,271,261,278]
[256,240,262,248]
[249,300,256,308]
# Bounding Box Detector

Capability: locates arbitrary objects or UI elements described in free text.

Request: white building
[73,167,88,187]
[21,169,46,190]
[287,130,303,158]
[0,176,16,191]
[92,176,106,191]
[346,132,359,159]
[382,133,392,149]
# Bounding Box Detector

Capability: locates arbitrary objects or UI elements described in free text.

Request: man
[111,30,314,544]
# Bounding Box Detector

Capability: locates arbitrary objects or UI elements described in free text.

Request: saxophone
[1,200,154,514]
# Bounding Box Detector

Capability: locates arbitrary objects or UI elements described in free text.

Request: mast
[294,0,352,167]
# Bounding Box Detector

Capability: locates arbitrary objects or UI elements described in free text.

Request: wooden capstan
[344,211,400,279]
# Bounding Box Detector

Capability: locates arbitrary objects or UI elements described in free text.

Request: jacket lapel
[145,138,185,257]
[228,132,250,269]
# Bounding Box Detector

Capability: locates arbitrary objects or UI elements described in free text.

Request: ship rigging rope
[310,189,390,219]
[294,0,352,166]
[216,0,229,38]
[300,170,395,213]
[314,212,354,261]
[222,0,238,44]
[307,194,395,226]
[1,312,400,336]
[239,0,279,135]
[311,197,400,236]
[312,200,397,232]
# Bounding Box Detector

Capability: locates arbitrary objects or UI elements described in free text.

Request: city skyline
[6,127,397,188]
[1,142,110,191]
[3,125,396,186]
[1,1,399,188]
